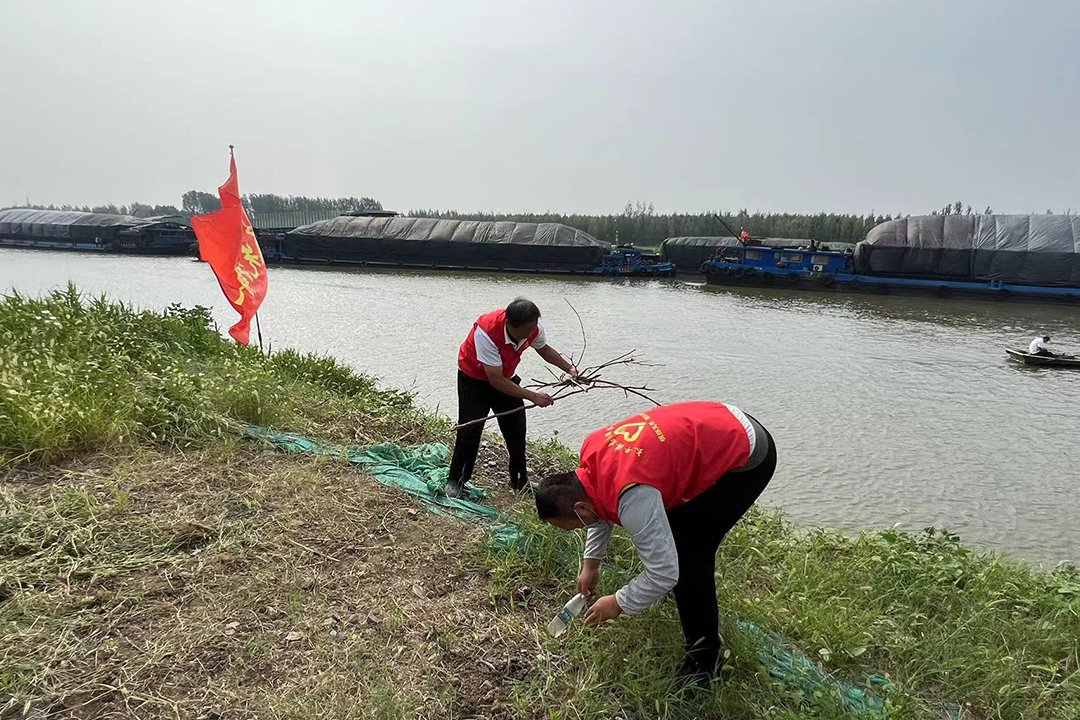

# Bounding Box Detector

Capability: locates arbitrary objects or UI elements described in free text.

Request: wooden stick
[616,385,663,407]
[451,372,661,432]
[285,536,341,562]
[565,298,587,367]
[450,307,663,431]
[451,388,588,431]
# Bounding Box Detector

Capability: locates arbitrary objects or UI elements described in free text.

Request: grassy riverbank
[2,289,1078,719]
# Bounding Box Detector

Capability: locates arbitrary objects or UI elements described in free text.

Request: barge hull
[703,269,1080,303]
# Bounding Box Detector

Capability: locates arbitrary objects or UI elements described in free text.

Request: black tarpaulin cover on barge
[855,214,1080,287]
[284,216,610,271]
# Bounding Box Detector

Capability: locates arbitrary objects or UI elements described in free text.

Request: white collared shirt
[1029,337,1048,354]
[474,322,547,367]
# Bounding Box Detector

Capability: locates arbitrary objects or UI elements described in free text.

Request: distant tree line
[5,201,188,218]
[7,193,384,222]
[8,194,1074,242]
[413,200,1079,246]
[929,200,1078,217]
[180,191,383,219]
[930,201,991,217]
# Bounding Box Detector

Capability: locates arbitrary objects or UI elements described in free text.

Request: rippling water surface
[3,248,1079,564]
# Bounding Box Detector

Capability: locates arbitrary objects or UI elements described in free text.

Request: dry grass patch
[1,446,553,720]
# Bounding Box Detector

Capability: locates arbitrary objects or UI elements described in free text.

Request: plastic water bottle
[547,593,587,637]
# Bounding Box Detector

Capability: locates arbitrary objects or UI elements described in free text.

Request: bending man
[534,401,776,681]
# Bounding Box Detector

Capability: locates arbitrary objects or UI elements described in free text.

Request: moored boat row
[4,208,1080,302]
[700,214,1080,304]
[700,244,1080,303]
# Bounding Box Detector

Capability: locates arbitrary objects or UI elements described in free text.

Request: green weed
[0,286,413,466]
[482,506,1080,719]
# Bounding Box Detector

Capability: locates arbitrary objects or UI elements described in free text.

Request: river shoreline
[3,249,1080,566]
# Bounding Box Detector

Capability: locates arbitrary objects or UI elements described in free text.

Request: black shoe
[445,479,466,499]
[509,470,529,493]
[676,649,721,686]
[510,478,531,493]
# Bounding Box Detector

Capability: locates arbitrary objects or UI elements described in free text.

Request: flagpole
[235,143,262,353]
[255,312,264,353]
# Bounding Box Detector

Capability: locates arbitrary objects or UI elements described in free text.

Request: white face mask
[574,507,605,531]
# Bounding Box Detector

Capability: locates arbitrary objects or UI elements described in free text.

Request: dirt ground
[1,440,559,720]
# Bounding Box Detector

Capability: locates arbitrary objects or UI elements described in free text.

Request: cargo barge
[2,208,674,277]
[260,214,675,276]
[0,209,195,255]
[701,214,1080,303]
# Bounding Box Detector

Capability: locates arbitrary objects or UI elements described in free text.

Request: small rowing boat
[1005,349,1080,368]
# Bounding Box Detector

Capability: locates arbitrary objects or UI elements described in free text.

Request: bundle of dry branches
[452,302,661,431]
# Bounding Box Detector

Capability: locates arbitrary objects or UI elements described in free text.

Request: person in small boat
[1029,335,1054,357]
[533,401,776,683]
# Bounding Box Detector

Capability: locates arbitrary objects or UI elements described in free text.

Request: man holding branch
[446,298,580,498]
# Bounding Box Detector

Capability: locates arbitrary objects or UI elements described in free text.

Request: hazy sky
[1,0,1077,215]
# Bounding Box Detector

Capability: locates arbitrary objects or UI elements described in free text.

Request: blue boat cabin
[588,246,676,276]
[712,245,851,276]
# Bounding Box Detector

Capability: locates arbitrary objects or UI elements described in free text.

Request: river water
[2,248,1078,565]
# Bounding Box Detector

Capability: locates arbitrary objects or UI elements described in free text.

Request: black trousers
[666,422,777,662]
[448,371,528,489]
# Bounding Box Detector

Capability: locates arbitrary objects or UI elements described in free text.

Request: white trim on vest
[724,404,757,458]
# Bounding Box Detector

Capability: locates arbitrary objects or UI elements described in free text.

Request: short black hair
[1044,336,1051,342]
[534,471,586,521]
[506,297,541,327]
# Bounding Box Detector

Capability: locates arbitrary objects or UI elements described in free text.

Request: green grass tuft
[483,503,1080,719]
[0,285,412,466]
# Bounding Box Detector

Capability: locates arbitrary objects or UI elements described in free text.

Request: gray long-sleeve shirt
[584,484,678,616]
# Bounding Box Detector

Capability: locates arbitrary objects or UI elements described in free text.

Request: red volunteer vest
[458,308,540,381]
[576,402,752,525]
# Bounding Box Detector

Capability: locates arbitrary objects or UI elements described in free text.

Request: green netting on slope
[738,620,889,715]
[491,525,907,717]
[244,426,500,522]
[245,426,956,718]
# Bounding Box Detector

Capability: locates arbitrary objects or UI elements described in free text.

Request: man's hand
[583,594,623,626]
[577,563,600,599]
[530,391,554,407]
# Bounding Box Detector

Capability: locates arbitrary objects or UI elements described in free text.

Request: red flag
[191,151,267,345]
